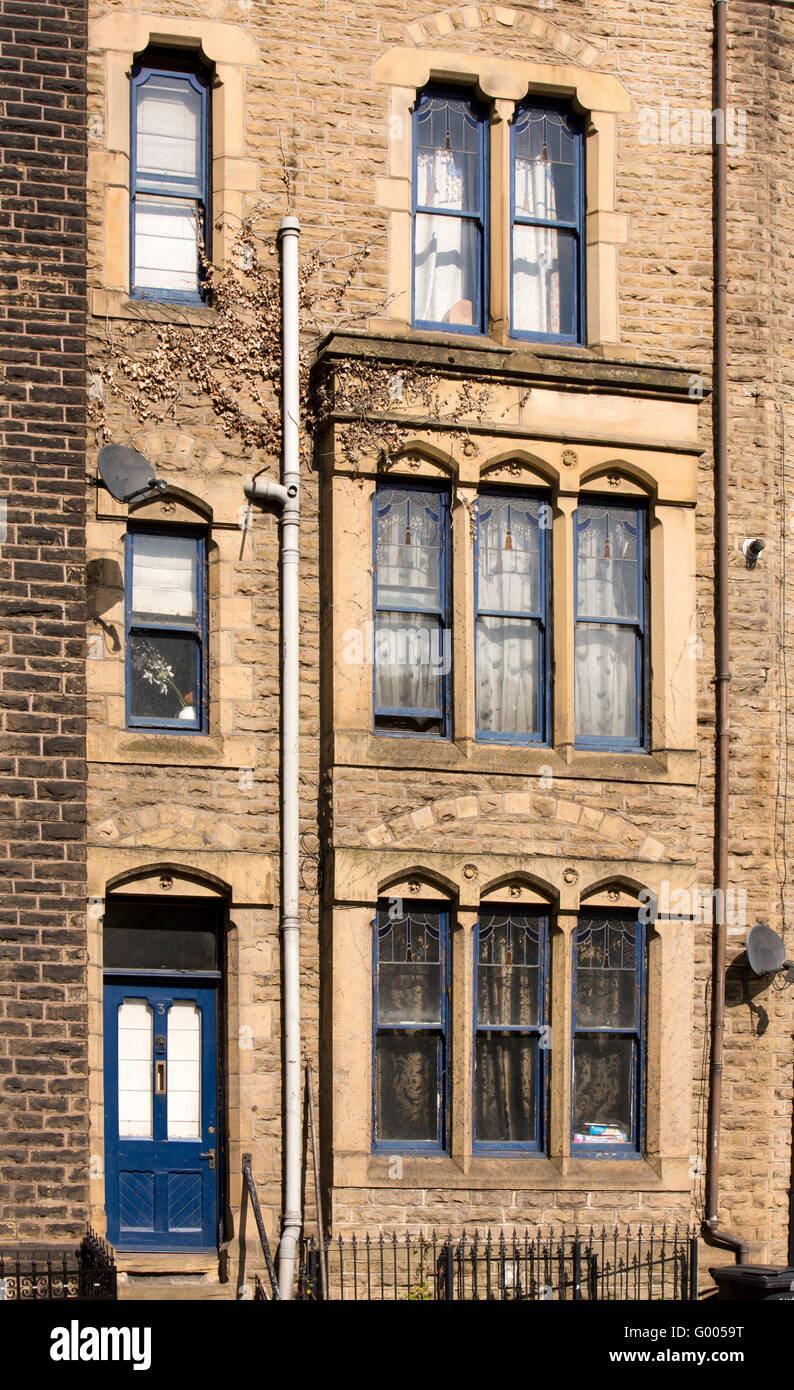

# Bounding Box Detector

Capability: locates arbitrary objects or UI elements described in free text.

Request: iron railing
[0,1227,117,1301]
[241,1153,281,1300]
[297,1225,698,1301]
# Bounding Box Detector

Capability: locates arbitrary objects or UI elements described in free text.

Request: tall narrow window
[413,89,487,332]
[131,55,210,301]
[373,903,449,1149]
[475,493,550,742]
[474,911,549,1150]
[511,102,584,342]
[117,998,153,1139]
[373,484,450,737]
[574,502,647,748]
[572,914,645,1156]
[126,530,206,731]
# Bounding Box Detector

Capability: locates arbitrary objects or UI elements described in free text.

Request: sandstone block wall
[76,0,794,1268]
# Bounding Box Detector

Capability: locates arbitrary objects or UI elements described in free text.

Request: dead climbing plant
[88,203,531,471]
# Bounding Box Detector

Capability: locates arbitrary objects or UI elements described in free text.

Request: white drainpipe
[243,214,302,1299]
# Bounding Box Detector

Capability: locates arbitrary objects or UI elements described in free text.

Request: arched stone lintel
[377,867,460,901]
[106,862,230,898]
[128,485,214,526]
[579,875,648,908]
[88,847,274,907]
[480,871,556,906]
[333,848,696,915]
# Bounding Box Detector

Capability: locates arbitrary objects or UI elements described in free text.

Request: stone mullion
[452,483,477,748]
[550,909,577,1167]
[553,494,578,757]
[489,98,516,344]
[451,907,477,1171]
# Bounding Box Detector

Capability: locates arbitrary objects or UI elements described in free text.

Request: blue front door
[104,981,218,1251]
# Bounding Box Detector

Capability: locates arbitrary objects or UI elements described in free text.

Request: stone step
[119,1276,235,1301]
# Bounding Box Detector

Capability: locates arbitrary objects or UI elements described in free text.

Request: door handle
[200,1148,215,1170]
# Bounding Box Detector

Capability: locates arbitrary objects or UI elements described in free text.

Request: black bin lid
[710,1264,794,1286]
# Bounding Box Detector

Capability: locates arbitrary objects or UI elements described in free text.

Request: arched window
[574,500,648,749]
[373,482,451,737]
[474,907,550,1150]
[372,899,450,1150]
[572,910,646,1156]
[475,490,552,744]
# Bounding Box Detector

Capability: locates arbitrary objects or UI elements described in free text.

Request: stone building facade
[3,0,794,1285]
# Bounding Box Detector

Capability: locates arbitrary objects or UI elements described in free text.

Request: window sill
[330,730,699,787]
[356,321,706,389]
[87,726,256,768]
[365,317,595,361]
[92,287,215,325]
[333,1151,690,1192]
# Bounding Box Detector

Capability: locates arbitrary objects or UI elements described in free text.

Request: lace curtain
[512,105,581,338]
[375,489,443,715]
[512,156,561,336]
[414,150,478,326]
[476,498,542,736]
[575,506,640,740]
[475,916,542,1143]
[413,95,481,326]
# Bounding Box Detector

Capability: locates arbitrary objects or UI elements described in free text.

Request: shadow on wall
[725,952,770,1036]
[87,557,123,653]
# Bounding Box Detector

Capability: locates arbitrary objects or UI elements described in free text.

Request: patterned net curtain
[414,94,482,328]
[375,909,444,1142]
[475,913,545,1144]
[476,496,543,737]
[575,505,641,741]
[375,488,445,719]
[573,917,642,1148]
[512,106,581,339]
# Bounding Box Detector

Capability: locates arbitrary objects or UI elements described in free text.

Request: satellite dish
[98,445,167,504]
[746,923,788,976]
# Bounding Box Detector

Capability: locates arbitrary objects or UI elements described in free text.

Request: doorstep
[116,1252,220,1277]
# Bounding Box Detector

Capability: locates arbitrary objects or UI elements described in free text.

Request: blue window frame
[125,529,207,732]
[412,88,488,334]
[475,492,551,744]
[372,902,449,1151]
[511,101,585,344]
[373,483,451,737]
[130,53,211,303]
[574,501,648,750]
[474,910,549,1151]
[572,913,646,1158]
